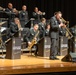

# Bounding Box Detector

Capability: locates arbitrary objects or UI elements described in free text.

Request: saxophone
[61,18,73,39]
[27,30,39,50]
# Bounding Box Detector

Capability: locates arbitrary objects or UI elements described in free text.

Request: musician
[25,24,39,56]
[49,11,66,60]
[19,5,29,28]
[45,23,50,36]
[38,18,46,39]
[8,18,22,38]
[32,7,45,24]
[5,3,18,27]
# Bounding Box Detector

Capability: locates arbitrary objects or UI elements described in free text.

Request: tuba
[60,18,73,39]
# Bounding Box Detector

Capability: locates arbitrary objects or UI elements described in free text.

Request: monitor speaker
[61,52,76,62]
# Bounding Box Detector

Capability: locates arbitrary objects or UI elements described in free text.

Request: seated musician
[38,18,46,39]
[7,17,22,38]
[45,23,50,36]
[24,24,39,56]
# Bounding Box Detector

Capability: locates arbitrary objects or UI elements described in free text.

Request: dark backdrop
[0,0,76,27]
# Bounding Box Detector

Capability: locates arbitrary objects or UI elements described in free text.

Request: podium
[38,37,51,57]
[5,37,21,59]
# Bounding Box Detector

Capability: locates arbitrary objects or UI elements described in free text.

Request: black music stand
[25,18,35,28]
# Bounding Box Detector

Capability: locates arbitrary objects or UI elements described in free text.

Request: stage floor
[0,53,76,74]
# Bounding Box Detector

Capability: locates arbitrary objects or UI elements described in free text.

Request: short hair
[14,17,19,20]
[54,11,62,15]
[34,23,38,26]
[41,18,46,22]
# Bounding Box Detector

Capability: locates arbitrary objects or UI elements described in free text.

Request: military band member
[38,18,46,39]
[5,3,18,27]
[33,7,45,24]
[9,18,22,38]
[19,5,29,28]
[45,23,50,36]
[25,24,39,56]
[49,11,66,60]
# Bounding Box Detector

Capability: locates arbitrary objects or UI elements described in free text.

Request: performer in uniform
[25,24,39,56]
[19,5,29,28]
[5,3,18,27]
[49,11,66,60]
[32,7,45,24]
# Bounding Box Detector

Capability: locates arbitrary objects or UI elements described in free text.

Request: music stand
[0,21,6,59]
[30,18,35,27]
[25,18,35,28]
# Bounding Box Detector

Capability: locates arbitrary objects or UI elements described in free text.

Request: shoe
[49,57,55,60]
[54,57,59,60]
[34,52,38,56]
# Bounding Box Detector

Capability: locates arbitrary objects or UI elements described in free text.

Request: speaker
[61,52,76,62]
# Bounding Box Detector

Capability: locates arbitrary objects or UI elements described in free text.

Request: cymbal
[0,21,6,26]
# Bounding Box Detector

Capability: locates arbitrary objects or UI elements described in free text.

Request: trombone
[60,18,73,39]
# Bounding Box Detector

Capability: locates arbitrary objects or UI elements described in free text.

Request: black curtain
[0,0,76,27]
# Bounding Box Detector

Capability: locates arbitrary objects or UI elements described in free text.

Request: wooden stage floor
[0,53,76,75]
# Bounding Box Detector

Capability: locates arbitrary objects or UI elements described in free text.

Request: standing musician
[19,5,29,28]
[33,7,45,24]
[5,3,18,27]
[49,11,66,60]
[24,24,39,56]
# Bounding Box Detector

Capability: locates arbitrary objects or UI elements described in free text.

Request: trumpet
[60,18,73,39]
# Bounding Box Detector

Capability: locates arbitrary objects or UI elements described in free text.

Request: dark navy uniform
[19,10,29,28]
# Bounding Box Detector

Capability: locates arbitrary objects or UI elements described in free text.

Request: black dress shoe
[49,57,55,60]
[34,52,38,56]
[54,57,59,60]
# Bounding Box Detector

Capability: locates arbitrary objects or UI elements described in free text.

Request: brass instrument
[13,8,19,14]
[61,18,73,39]
[27,30,39,51]
[0,6,5,11]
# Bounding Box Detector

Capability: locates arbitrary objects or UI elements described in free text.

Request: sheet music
[1,27,6,32]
